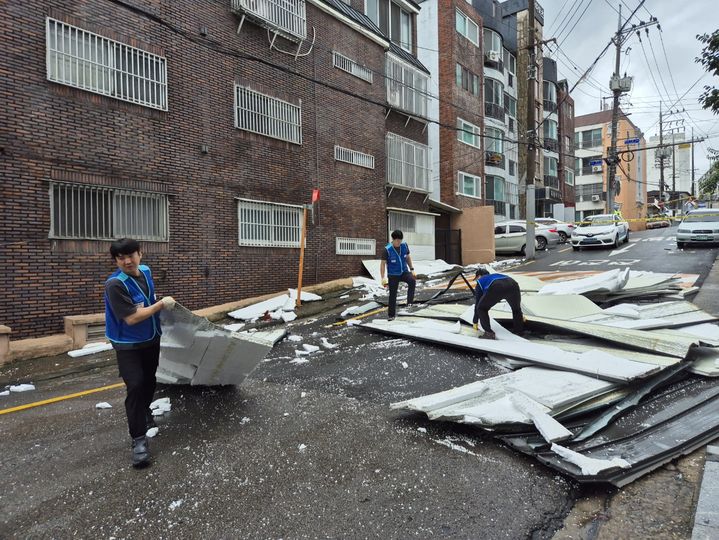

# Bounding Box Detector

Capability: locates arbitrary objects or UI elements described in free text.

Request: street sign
[624,138,640,145]
[590,159,603,167]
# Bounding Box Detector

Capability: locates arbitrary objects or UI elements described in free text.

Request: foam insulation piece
[68,342,113,357]
[520,295,603,319]
[341,302,382,319]
[227,290,321,320]
[538,268,631,296]
[510,393,573,443]
[550,444,631,476]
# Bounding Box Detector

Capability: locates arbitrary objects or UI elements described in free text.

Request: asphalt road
[1,226,717,539]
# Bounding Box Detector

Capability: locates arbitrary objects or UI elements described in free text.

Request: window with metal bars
[234,85,302,144]
[333,51,373,83]
[334,146,375,169]
[385,54,429,119]
[49,183,169,241]
[335,237,376,255]
[386,133,431,192]
[388,211,416,233]
[45,18,168,111]
[237,199,302,248]
[230,0,307,42]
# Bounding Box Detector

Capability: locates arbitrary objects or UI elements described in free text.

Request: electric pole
[524,0,537,259]
[658,104,665,202]
[691,127,695,197]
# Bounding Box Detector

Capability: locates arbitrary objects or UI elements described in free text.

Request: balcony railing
[485,151,505,169]
[386,54,429,119]
[579,165,603,176]
[543,100,557,113]
[543,138,559,153]
[543,175,559,189]
[485,102,505,122]
[231,0,307,42]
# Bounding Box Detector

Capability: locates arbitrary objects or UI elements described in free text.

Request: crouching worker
[380,229,416,321]
[472,267,524,339]
[104,238,175,467]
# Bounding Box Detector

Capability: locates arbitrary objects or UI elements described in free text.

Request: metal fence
[235,85,302,144]
[237,198,302,248]
[386,133,430,192]
[333,51,373,83]
[231,0,307,41]
[46,18,168,110]
[334,145,375,169]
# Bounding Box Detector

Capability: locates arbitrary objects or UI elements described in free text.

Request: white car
[536,217,576,243]
[495,220,561,254]
[676,209,719,248]
[570,214,629,250]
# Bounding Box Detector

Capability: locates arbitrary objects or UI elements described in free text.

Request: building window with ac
[386,54,429,118]
[386,133,431,192]
[483,29,503,67]
[237,199,303,248]
[234,85,302,144]
[457,171,481,198]
[455,9,479,47]
[49,183,169,241]
[485,78,504,121]
[486,127,505,169]
[457,118,481,149]
[231,0,307,41]
[577,155,603,175]
[367,0,414,52]
[46,18,168,111]
[456,63,479,96]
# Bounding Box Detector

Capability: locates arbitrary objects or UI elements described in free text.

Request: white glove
[161,296,176,310]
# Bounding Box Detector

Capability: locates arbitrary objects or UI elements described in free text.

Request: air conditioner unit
[487,51,500,62]
[591,195,601,202]
[591,165,602,173]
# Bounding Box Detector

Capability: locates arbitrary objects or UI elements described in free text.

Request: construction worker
[104,238,175,467]
[380,229,416,321]
[472,267,524,339]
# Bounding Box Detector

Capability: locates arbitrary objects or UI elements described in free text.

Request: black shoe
[388,316,396,322]
[131,436,150,467]
[146,411,157,430]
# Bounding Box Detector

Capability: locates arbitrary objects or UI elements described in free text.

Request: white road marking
[609,243,638,257]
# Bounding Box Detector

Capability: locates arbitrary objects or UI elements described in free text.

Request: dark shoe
[388,316,396,322]
[146,411,157,430]
[481,331,497,340]
[131,436,150,467]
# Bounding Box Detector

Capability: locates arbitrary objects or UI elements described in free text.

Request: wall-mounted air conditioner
[591,165,602,173]
[591,195,601,202]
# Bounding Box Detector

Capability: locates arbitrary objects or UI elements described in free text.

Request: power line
[558,0,594,47]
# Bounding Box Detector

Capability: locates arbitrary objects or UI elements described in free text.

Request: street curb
[693,252,719,316]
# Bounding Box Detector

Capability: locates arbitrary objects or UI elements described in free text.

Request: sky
[538,0,718,182]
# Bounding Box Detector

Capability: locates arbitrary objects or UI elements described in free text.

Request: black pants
[474,278,523,335]
[388,271,416,318]
[116,342,160,439]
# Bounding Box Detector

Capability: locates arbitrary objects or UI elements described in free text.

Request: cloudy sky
[539,0,718,183]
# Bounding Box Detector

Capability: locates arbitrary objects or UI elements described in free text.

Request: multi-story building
[557,80,576,213]
[647,132,692,197]
[574,110,647,226]
[0,0,432,338]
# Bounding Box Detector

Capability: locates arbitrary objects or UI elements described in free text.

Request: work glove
[412,271,417,279]
[473,323,478,332]
[382,279,388,288]
[161,296,176,310]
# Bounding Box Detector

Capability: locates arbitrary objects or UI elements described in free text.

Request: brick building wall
[558,85,575,209]
[0,0,428,338]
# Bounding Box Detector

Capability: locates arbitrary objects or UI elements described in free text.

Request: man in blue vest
[379,229,416,321]
[472,266,523,339]
[105,238,174,467]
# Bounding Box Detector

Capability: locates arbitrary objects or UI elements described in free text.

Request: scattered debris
[286,335,303,342]
[223,323,246,332]
[302,344,320,354]
[169,499,184,511]
[227,289,322,321]
[95,402,112,409]
[341,302,382,319]
[9,384,35,393]
[298,444,307,453]
[0,390,10,397]
[320,337,339,349]
[68,342,113,357]
[146,427,159,438]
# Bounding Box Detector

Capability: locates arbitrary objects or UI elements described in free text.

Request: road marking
[550,258,641,267]
[558,247,571,253]
[609,243,638,257]
[0,382,125,416]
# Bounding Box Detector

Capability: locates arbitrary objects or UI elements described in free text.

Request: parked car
[676,209,719,248]
[535,217,576,243]
[646,215,670,229]
[570,213,629,250]
[494,220,561,254]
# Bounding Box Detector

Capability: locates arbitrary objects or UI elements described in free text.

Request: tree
[696,30,719,114]
[699,160,719,197]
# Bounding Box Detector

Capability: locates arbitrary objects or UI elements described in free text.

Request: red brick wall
[558,87,576,209]
[0,0,426,338]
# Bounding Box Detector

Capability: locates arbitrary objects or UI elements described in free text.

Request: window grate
[335,237,376,255]
[333,51,373,83]
[234,85,302,144]
[386,133,431,192]
[49,182,168,241]
[230,0,307,42]
[237,199,302,248]
[334,146,375,169]
[46,18,168,111]
[388,211,417,233]
[385,54,429,119]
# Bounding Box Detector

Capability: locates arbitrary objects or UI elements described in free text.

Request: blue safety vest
[476,273,509,294]
[105,265,161,345]
[385,242,410,276]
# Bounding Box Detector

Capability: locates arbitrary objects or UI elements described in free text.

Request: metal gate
[435,229,462,265]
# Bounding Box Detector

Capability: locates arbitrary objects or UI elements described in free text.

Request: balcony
[386,54,430,120]
[485,102,505,122]
[231,0,307,42]
[543,100,557,113]
[485,151,505,170]
[543,138,559,153]
[579,165,603,176]
[543,175,559,189]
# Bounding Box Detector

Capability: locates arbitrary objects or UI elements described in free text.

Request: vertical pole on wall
[296,206,308,308]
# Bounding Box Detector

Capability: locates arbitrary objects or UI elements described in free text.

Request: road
[1,225,716,539]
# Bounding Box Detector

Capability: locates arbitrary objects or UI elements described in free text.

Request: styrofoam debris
[169,499,184,511]
[401,361,409,369]
[346,320,361,327]
[290,357,310,365]
[239,417,251,425]
[417,427,427,433]
[223,323,246,332]
[287,335,303,342]
[340,294,350,299]
[146,427,159,438]
[302,344,320,353]
[298,444,307,452]
[0,390,9,397]
[95,402,112,409]
[9,384,35,393]
[281,311,297,323]
[68,342,113,357]
[150,397,170,409]
[152,408,166,417]
[300,392,307,398]
[320,338,339,349]
[550,444,631,475]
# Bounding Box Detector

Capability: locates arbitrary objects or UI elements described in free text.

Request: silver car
[676,209,719,248]
[494,220,561,254]
[536,217,576,243]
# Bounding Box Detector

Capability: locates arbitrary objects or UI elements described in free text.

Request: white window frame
[333,51,373,83]
[544,156,558,176]
[231,0,307,42]
[386,132,431,192]
[457,171,482,199]
[388,210,417,233]
[336,237,376,255]
[237,198,303,248]
[455,9,479,47]
[543,118,558,141]
[457,118,481,149]
[483,28,502,56]
[334,145,375,169]
[49,182,169,241]
[486,126,504,154]
[385,53,429,119]
[234,85,302,144]
[46,18,168,111]
[565,168,575,186]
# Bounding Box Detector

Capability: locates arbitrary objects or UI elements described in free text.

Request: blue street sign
[590,159,603,167]
[624,138,640,145]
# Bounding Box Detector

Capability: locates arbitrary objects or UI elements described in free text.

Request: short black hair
[475,267,489,278]
[110,238,141,258]
[391,229,403,240]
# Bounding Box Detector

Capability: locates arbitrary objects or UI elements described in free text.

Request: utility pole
[658,104,665,202]
[691,127,695,197]
[671,135,676,194]
[524,0,537,259]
